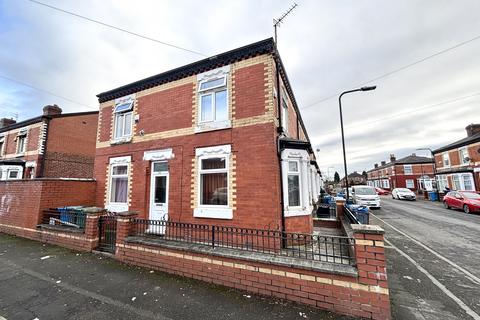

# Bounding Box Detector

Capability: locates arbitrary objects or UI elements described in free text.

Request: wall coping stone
[351,224,385,235]
[38,224,85,234]
[116,211,138,217]
[124,236,358,277]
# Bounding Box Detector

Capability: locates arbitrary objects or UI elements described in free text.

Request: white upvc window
[459,148,469,165]
[0,136,4,156]
[7,169,20,180]
[442,152,450,167]
[16,130,27,154]
[452,174,461,190]
[194,144,232,219]
[113,96,134,142]
[403,165,412,175]
[196,66,230,132]
[437,175,448,191]
[405,179,414,189]
[281,89,289,135]
[281,149,311,217]
[461,173,474,191]
[107,156,131,212]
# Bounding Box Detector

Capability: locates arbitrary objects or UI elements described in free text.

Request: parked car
[375,187,389,195]
[443,191,480,214]
[392,188,416,200]
[351,185,381,209]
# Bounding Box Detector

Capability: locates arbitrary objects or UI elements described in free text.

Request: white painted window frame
[107,156,131,212]
[458,147,469,165]
[281,89,289,135]
[405,179,414,189]
[442,152,450,167]
[281,148,311,217]
[287,159,302,208]
[194,144,232,219]
[112,95,135,143]
[0,135,4,156]
[461,173,474,191]
[403,165,413,175]
[16,132,27,155]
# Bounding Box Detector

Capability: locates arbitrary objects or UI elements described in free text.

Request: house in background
[367,153,434,191]
[94,38,322,234]
[340,171,366,187]
[433,124,480,192]
[0,105,98,180]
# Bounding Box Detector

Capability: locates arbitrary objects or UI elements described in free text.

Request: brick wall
[0,179,96,229]
[43,152,94,178]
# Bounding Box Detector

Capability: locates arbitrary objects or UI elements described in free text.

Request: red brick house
[94,38,322,233]
[433,124,480,192]
[367,153,434,191]
[340,171,366,187]
[0,105,98,180]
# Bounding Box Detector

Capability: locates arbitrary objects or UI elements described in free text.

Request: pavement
[0,233,354,320]
[372,196,480,320]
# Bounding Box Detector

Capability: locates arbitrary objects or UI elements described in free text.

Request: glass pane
[200,94,213,121]
[114,101,133,113]
[288,161,298,172]
[111,177,128,203]
[288,175,300,206]
[200,77,225,91]
[201,173,227,205]
[115,114,124,138]
[112,165,128,175]
[123,112,132,136]
[154,176,167,203]
[153,162,168,172]
[201,157,226,170]
[215,90,228,121]
[9,171,18,179]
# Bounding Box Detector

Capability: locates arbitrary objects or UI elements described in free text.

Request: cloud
[1,0,480,174]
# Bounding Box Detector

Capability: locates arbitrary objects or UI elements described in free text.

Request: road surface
[372,196,480,320]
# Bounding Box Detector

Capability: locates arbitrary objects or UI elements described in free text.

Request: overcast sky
[1,0,480,178]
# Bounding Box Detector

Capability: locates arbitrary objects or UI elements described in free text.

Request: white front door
[149,162,169,233]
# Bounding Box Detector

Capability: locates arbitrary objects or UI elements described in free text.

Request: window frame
[458,147,469,165]
[106,156,131,212]
[442,152,450,167]
[198,76,228,124]
[108,163,130,205]
[7,169,20,180]
[198,154,229,208]
[403,165,413,175]
[286,159,302,208]
[281,89,289,135]
[0,136,4,156]
[461,173,474,191]
[405,179,414,189]
[113,110,133,141]
[16,134,26,155]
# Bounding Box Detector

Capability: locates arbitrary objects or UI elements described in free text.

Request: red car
[443,191,480,214]
[375,187,389,195]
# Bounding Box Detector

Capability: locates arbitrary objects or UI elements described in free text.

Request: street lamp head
[360,85,377,91]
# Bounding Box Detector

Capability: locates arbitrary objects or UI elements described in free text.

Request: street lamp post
[339,86,377,202]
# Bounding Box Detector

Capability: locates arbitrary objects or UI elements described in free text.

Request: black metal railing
[42,208,87,229]
[131,219,355,265]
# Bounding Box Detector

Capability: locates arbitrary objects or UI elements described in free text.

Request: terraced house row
[94,38,323,234]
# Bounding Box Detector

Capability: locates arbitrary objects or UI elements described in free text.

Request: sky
[1,0,480,179]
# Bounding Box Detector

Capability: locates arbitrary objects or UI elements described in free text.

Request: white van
[351,185,381,209]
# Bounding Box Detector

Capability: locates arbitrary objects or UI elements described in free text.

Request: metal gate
[97,215,117,253]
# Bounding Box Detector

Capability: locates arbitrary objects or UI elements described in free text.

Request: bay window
[281,148,311,217]
[194,144,232,219]
[462,174,474,191]
[287,160,301,207]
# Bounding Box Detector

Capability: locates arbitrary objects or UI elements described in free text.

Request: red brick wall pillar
[84,213,102,250]
[115,211,137,241]
[336,199,346,219]
[352,224,391,320]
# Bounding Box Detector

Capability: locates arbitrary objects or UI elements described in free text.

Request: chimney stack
[43,104,62,116]
[466,124,480,137]
[411,153,416,157]
[374,163,378,169]
[390,154,396,162]
[381,161,386,166]
[0,118,16,128]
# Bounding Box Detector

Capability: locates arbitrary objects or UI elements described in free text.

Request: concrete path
[0,233,353,320]
[372,197,480,320]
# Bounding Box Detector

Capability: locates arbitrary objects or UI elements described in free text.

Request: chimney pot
[390,154,396,162]
[466,123,480,137]
[381,161,386,166]
[374,163,378,168]
[0,118,16,128]
[43,104,62,116]
[412,153,416,156]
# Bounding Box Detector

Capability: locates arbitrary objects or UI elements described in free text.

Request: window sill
[110,137,132,145]
[195,120,231,134]
[15,153,25,157]
[285,206,313,217]
[194,207,233,219]
[106,203,129,213]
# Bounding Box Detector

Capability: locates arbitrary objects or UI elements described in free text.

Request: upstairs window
[442,153,450,167]
[281,89,289,135]
[459,148,469,165]
[113,99,134,141]
[0,136,4,156]
[198,76,228,123]
[403,165,412,175]
[16,131,27,154]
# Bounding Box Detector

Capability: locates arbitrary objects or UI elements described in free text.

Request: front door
[149,161,169,233]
